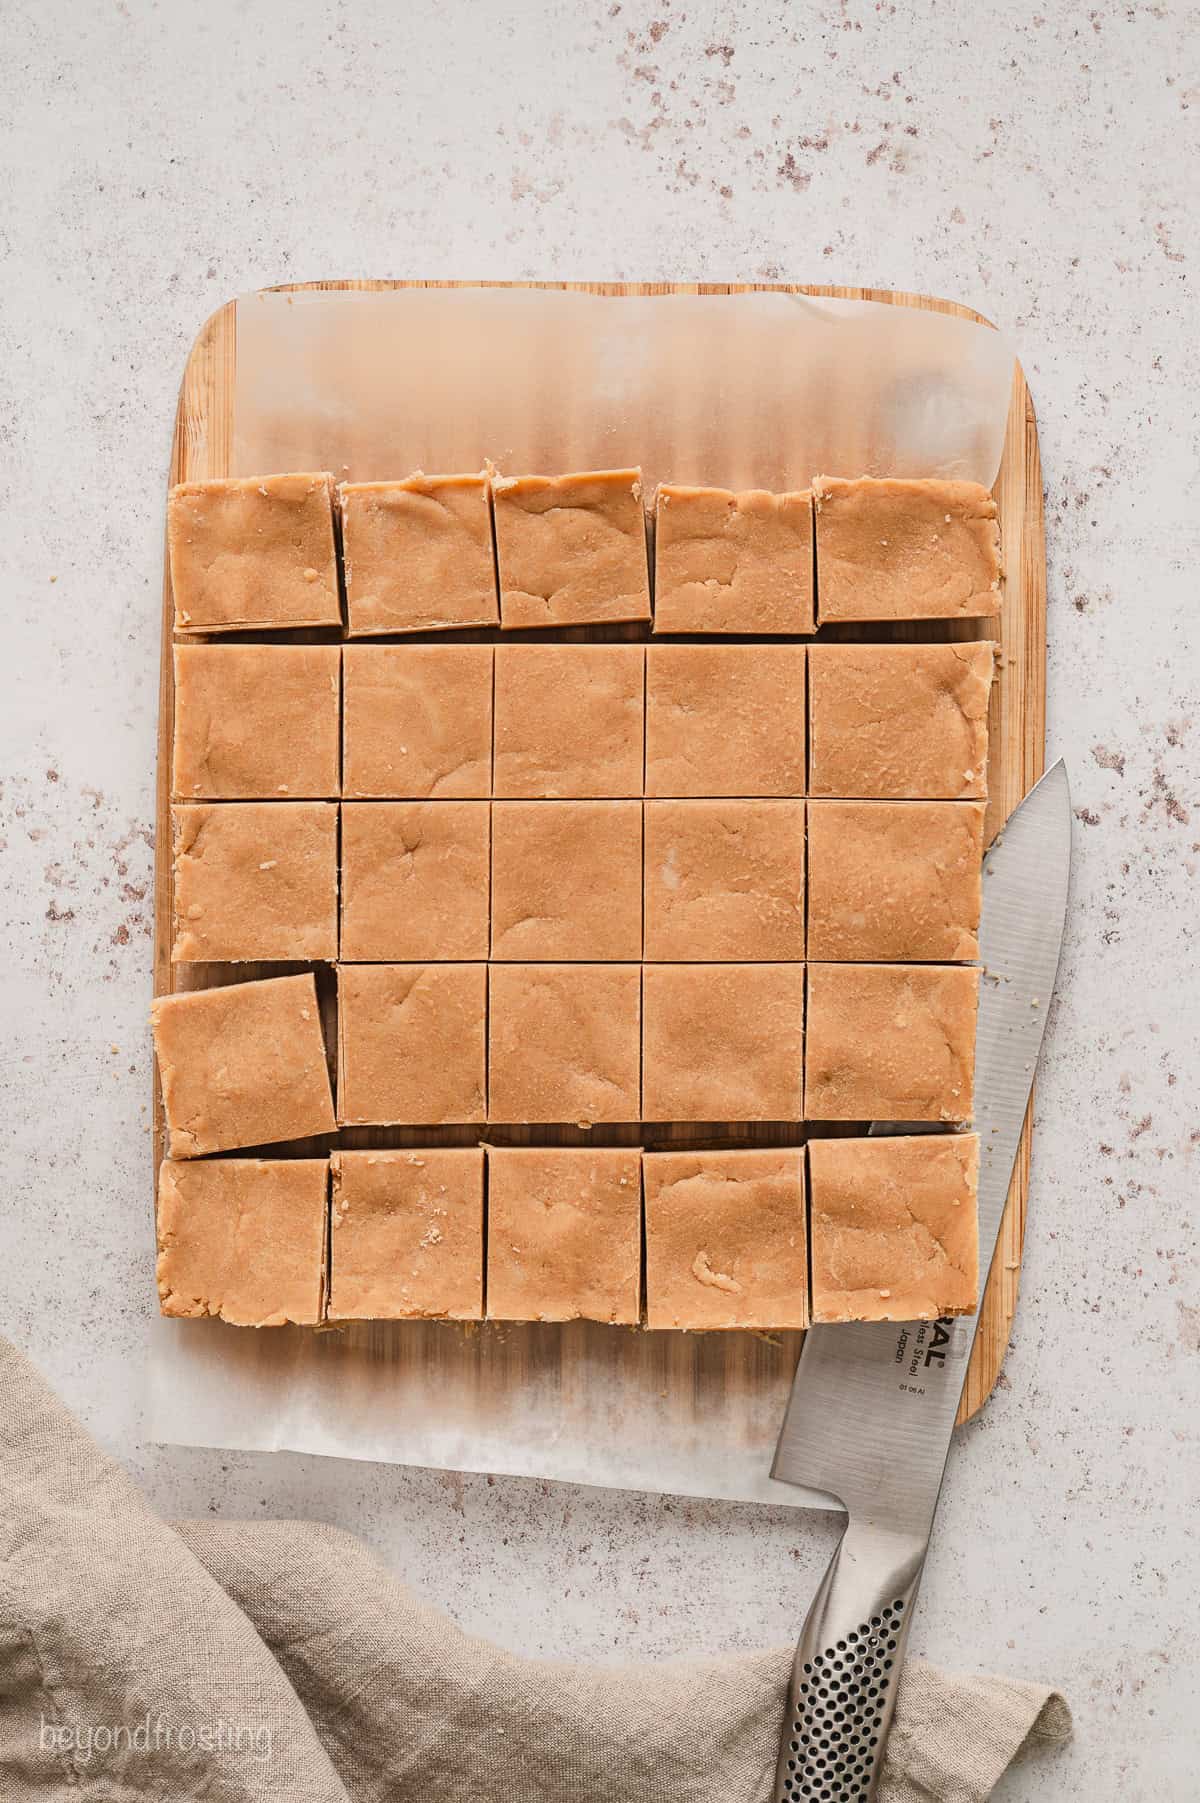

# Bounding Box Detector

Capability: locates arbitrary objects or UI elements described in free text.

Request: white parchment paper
[148,286,1014,1509]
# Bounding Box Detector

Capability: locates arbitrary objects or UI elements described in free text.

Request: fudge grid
[154,1137,978,1329]
[158,465,1002,1333]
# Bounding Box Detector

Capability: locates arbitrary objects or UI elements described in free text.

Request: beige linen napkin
[0,1335,1070,1801]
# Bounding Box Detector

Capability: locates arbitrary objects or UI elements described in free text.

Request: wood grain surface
[153,281,1046,1434]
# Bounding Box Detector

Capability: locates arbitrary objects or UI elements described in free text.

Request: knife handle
[772,1519,926,1802]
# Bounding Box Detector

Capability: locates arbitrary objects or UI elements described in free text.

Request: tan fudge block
[644,1148,808,1330]
[486,1146,642,1324]
[493,469,651,628]
[342,645,493,799]
[490,802,642,961]
[493,643,645,798]
[488,964,641,1124]
[805,964,979,1122]
[808,1134,979,1322]
[653,485,815,634]
[329,1148,484,1321]
[156,1157,328,1326]
[814,476,1001,622]
[808,642,994,800]
[168,473,340,632]
[806,800,985,961]
[643,800,805,961]
[172,644,340,800]
[642,964,805,1122]
[340,474,499,635]
[171,803,338,963]
[340,802,490,961]
[645,644,806,798]
[151,973,335,1158]
[337,964,487,1125]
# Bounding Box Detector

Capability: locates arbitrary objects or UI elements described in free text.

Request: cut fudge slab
[486,1146,641,1324]
[328,1147,484,1321]
[653,485,815,635]
[643,800,806,961]
[171,802,338,963]
[805,963,979,1122]
[808,642,994,800]
[643,1148,808,1330]
[493,643,645,799]
[156,1156,328,1326]
[493,469,651,629]
[340,801,490,961]
[808,1133,979,1323]
[806,800,985,961]
[813,476,1001,622]
[340,473,499,635]
[645,644,806,799]
[172,643,340,800]
[488,964,641,1124]
[337,964,487,1125]
[342,644,493,799]
[642,963,805,1122]
[168,473,340,632]
[490,801,642,962]
[151,973,335,1158]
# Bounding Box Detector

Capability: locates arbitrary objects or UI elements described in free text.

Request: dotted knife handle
[772,1521,926,1803]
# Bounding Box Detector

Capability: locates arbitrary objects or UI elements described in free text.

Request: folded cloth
[0,1336,1070,1801]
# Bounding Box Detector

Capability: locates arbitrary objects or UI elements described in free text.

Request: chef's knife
[771,760,1072,1803]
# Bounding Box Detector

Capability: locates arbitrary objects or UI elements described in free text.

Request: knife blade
[770,760,1072,1802]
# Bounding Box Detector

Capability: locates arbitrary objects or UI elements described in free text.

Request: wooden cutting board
[153,281,1045,1437]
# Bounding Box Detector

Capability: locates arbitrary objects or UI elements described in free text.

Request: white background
[1,4,1196,1796]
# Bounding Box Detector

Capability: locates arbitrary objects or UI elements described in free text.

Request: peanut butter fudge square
[171,803,338,963]
[337,964,487,1126]
[340,473,499,635]
[808,642,994,800]
[488,964,641,1124]
[642,964,805,1122]
[808,1134,979,1323]
[172,644,340,800]
[806,800,985,961]
[156,1157,327,1326]
[653,485,815,635]
[491,801,642,962]
[644,1148,808,1330]
[493,469,651,629]
[328,1148,484,1321]
[342,645,493,800]
[168,473,340,632]
[805,963,979,1123]
[813,476,1000,622]
[486,1146,641,1325]
[151,973,335,1158]
[340,801,490,962]
[643,800,806,961]
[493,643,645,799]
[645,644,806,798]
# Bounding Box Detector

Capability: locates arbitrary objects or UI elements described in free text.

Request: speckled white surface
[1,2,1197,1796]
